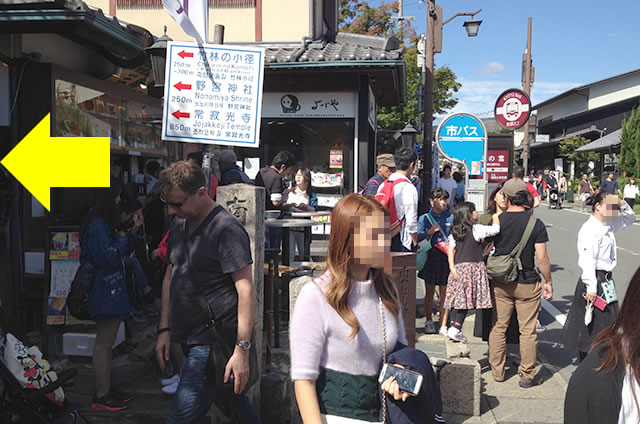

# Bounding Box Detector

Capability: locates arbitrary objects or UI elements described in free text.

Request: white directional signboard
[162,41,265,148]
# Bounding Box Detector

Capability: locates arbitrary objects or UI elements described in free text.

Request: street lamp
[463,18,482,37]
[146,26,172,89]
[400,123,418,149]
[421,3,482,214]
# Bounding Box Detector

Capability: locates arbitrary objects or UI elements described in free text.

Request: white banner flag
[162,0,208,43]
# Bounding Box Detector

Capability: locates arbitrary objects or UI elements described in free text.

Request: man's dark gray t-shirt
[492,211,548,284]
[167,205,253,345]
[254,166,283,210]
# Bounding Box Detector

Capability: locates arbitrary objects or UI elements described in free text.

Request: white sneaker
[424,320,437,334]
[438,326,448,337]
[447,326,467,343]
[162,380,179,395]
[161,374,180,387]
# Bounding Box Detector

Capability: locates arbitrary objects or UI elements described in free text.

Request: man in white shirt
[437,165,457,208]
[377,148,419,252]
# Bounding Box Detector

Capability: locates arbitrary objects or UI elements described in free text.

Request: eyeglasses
[160,191,195,208]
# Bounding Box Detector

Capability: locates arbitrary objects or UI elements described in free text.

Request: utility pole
[521,17,534,173]
[391,0,416,34]
[422,0,437,211]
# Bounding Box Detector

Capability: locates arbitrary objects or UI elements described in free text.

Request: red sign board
[494,88,531,130]
[487,149,510,183]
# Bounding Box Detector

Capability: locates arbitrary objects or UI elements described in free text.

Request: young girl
[445,202,500,343]
[290,194,408,423]
[418,188,452,336]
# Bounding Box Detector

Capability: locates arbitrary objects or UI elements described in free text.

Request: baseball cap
[502,178,528,197]
[376,153,395,168]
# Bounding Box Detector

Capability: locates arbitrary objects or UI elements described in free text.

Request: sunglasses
[160,191,196,208]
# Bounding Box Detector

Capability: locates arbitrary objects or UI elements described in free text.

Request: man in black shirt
[254,150,297,211]
[488,178,553,389]
[154,161,260,423]
[255,150,296,249]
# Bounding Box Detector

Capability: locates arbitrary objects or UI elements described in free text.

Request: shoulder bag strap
[510,216,537,271]
[183,229,219,331]
[378,297,387,423]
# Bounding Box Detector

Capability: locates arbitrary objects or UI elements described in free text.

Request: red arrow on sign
[177,50,193,59]
[172,110,190,120]
[173,82,192,91]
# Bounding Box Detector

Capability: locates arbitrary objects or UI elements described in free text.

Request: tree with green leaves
[338,0,461,152]
[557,136,599,177]
[619,106,640,177]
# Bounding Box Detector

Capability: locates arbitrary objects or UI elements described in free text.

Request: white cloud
[608,33,618,37]
[434,78,582,122]
[474,61,508,75]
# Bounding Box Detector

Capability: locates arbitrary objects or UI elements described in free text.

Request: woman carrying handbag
[290,194,409,423]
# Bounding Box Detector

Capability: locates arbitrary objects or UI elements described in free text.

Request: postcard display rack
[43,226,94,359]
[310,171,343,235]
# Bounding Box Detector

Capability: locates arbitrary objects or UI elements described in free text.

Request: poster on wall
[330,150,343,169]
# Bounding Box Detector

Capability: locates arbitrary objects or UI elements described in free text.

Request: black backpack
[66,265,93,320]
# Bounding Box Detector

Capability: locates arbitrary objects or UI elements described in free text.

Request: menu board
[46,229,91,325]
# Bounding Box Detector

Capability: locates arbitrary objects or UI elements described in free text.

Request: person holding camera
[81,178,142,411]
[562,192,636,363]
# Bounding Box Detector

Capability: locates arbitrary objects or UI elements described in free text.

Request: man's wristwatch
[236,340,251,350]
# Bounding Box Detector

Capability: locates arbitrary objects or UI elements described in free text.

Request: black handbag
[196,294,259,393]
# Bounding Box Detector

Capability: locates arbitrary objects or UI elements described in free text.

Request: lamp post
[145,26,173,90]
[422,2,482,212]
[400,122,418,149]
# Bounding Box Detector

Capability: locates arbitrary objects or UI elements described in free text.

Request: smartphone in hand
[378,364,423,396]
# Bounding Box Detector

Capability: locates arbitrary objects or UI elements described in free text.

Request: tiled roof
[576,128,622,152]
[264,32,404,65]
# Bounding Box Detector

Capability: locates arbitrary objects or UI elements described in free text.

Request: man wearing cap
[219,150,254,186]
[488,178,553,389]
[362,154,396,197]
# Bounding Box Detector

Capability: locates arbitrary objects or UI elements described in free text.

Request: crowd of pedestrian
[71,141,640,423]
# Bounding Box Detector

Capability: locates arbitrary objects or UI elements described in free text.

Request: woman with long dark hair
[565,266,640,423]
[562,192,636,362]
[283,167,318,262]
[81,177,142,411]
[290,194,407,423]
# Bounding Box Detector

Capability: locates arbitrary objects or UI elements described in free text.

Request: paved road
[530,203,640,384]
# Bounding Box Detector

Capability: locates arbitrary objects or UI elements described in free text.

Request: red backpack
[374,177,410,236]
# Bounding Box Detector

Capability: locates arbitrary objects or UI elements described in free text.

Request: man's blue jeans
[167,345,262,424]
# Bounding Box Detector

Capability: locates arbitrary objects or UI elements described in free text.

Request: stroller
[548,187,561,209]
[0,309,86,424]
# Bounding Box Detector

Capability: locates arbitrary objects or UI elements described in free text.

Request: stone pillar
[217,184,265,412]
[384,252,417,347]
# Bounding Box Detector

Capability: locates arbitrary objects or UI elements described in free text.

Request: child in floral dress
[445,202,500,342]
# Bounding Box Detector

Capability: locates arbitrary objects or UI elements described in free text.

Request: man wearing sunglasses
[154,160,261,423]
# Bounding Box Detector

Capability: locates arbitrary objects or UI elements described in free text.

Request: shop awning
[0,0,153,68]
[575,128,622,152]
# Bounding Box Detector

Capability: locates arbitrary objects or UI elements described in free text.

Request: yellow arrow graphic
[0,113,110,211]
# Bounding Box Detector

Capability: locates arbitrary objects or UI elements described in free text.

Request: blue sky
[370,0,640,118]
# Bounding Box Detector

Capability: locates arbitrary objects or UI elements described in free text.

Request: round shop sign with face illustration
[494,88,531,130]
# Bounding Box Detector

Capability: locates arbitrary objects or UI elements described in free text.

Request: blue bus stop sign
[436,113,487,176]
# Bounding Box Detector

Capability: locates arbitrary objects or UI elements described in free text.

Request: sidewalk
[416,311,567,423]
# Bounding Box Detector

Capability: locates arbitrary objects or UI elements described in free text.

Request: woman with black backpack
[80,177,142,411]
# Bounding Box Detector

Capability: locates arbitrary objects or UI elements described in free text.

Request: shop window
[258,119,354,207]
